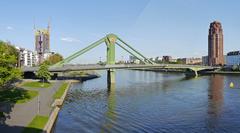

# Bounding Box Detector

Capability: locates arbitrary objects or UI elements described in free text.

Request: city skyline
[1,0,240,63]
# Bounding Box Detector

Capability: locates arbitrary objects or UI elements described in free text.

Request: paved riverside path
[0,81,63,133]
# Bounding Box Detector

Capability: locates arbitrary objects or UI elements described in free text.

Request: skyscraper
[35,23,50,64]
[208,21,224,66]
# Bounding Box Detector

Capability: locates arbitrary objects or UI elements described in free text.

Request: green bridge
[24,34,219,85]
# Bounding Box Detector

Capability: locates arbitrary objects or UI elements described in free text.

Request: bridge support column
[107,69,115,86]
[185,69,198,78]
[194,70,198,77]
[106,34,117,89]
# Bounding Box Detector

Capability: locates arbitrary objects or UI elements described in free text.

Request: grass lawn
[21,81,52,88]
[22,115,49,133]
[67,71,89,77]
[53,82,69,99]
[0,89,38,104]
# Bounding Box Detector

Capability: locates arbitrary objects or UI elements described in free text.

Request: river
[54,70,240,133]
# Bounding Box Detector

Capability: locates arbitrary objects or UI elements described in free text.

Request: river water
[54,70,240,133]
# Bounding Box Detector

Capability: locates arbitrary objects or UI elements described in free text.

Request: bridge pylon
[105,34,117,84]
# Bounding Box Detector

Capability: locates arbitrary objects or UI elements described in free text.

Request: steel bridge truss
[53,34,154,67]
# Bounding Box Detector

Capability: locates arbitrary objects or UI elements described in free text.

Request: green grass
[53,82,69,99]
[0,89,38,104]
[22,115,49,133]
[69,71,89,76]
[21,81,52,88]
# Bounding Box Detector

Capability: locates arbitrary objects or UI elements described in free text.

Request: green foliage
[0,112,4,117]
[23,115,49,133]
[0,41,19,59]
[36,63,51,82]
[176,59,184,64]
[0,41,22,88]
[53,82,69,99]
[43,53,63,65]
[0,88,38,104]
[68,71,88,77]
[21,81,52,88]
[232,65,239,71]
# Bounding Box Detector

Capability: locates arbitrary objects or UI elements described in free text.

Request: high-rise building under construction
[35,23,50,64]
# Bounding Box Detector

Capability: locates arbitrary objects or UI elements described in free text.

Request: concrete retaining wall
[43,81,71,133]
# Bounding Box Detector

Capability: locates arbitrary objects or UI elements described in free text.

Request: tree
[232,65,238,71]
[43,53,63,65]
[5,41,19,58]
[36,63,51,82]
[0,41,22,88]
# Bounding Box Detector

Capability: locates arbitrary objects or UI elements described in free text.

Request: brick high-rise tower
[208,21,224,66]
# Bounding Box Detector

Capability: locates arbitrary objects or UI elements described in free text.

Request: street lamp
[37,95,40,114]
[41,78,44,87]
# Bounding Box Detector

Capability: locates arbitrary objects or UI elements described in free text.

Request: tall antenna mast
[33,17,36,31]
[47,17,51,32]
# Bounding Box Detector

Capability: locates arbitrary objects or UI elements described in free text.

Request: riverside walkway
[0,81,62,133]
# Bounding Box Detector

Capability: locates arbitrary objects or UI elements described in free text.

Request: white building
[169,58,177,63]
[226,51,240,66]
[15,46,38,67]
[43,52,55,60]
[129,55,140,64]
[202,56,208,66]
[155,56,162,63]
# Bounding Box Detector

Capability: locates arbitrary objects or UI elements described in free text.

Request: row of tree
[0,41,22,88]
[37,53,63,82]
[43,53,63,65]
[0,41,63,88]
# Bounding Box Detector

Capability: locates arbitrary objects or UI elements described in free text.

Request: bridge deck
[23,64,219,72]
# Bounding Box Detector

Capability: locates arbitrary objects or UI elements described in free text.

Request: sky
[0,0,240,63]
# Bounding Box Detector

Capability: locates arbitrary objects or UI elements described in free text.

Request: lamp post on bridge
[99,56,102,64]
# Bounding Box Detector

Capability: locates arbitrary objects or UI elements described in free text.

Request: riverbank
[131,68,240,76]
[56,71,100,81]
[0,80,75,133]
[130,68,185,73]
[0,80,63,133]
[43,82,71,133]
[204,71,240,75]
[42,73,100,133]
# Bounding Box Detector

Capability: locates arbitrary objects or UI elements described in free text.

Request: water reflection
[101,84,117,132]
[54,71,240,133]
[207,75,224,130]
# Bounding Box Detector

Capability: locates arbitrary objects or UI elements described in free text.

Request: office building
[208,21,224,66]
[129,55,140,64]
[202,56,208,66]
[226,51,240,66]
[162,56,172,62]
[178,58,202,65]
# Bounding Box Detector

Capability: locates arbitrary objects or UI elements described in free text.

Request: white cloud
[61,37,80,43]
[6,26,14,30]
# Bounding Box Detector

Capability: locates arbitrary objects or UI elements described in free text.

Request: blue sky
[0,0,240,63]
